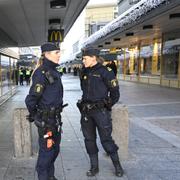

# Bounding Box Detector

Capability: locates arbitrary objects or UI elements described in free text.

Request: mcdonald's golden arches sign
[48,29,64,42]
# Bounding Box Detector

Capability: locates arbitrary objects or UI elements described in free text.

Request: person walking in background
[77,47,124,177]
[25,67,31,85]
[19,67,24,85]
[68,66,71,73]
[73,66,77,76]
[25,42,64,180]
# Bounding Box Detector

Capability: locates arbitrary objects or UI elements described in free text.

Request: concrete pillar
[160,34,164,86]
[178,50,180,87]
[13,108,32,158]
[137,42,141,82]
[112,104,129,160]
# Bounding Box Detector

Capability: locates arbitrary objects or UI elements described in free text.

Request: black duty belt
[37,107,62,120]
[82,102,105,112]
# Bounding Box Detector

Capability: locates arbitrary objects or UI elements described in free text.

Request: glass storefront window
[1,55,10,94]
[140,40,161,76]
[0,50,18,97]
[11,58,17,86]
[124,49,130,75]
[124,47,139,75]
[140,45,152,75]
[162,35,180,79]
[117,54,124,74]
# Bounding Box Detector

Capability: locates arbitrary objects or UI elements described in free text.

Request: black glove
[76,100,83,112]
[34,119,45,128]
[26,114,35,123]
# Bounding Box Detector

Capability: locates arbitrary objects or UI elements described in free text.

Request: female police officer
[77,47,124,177]
[25,42,63,180]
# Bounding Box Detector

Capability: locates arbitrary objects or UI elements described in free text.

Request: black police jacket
[80,63,120,105]
[25,58,63,115]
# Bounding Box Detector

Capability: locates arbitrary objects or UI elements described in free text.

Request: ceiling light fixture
[105,42,111,45]
[113,38,121,41]
[143,25,153,30]
[50,0,66,9]
[126,32,134,36]
[169,13,180,19]
[49,18,61,25]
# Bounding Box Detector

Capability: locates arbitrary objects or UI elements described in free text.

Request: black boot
[86,154,99,177]
[48,176,58,180]
[113,161,124,177]
[110,153,124,177]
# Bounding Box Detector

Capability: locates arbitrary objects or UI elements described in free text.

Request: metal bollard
[112,104,129,160]
[13,108,32,158]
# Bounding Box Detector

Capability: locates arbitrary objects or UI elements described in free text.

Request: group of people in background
[58,60,117,77]
[13,60,117,88]
[57,65,82,76]
[13,66,33,86]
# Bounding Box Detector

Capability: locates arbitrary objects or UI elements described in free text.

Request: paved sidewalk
[0,74,180,180]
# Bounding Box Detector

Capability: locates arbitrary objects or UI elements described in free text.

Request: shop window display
[1,55,11,94]
[162,33,180,79]
[140,41,161,76]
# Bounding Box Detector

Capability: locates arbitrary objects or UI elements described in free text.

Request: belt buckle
[86,104,92,110]
[50,107,55,111]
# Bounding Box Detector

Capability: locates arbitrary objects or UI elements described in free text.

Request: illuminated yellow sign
[129,50,135,74]
[110,47,116,54]
[152,42,159,74]
[48,29,64,42]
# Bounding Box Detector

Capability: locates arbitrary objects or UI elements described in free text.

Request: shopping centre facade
[83,0,180,88]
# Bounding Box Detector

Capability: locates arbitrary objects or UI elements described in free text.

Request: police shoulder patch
[111,79,118,87]
[34,84,44,94]
[107,67,112,71]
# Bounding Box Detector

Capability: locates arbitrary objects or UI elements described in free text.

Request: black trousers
[81,109,118,155]
[36,126,61,180]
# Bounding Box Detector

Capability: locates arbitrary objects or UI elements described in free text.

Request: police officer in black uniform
[77,47,124,177]
[25,42,64,180]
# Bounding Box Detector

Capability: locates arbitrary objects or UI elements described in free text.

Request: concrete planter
[112,104,129,160]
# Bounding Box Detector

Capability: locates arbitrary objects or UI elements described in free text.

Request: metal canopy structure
[0,0,89,47]
[83,0,180,49]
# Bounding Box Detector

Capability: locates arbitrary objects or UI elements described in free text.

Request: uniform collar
[43,58,59,69]
[90,62,101,70]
